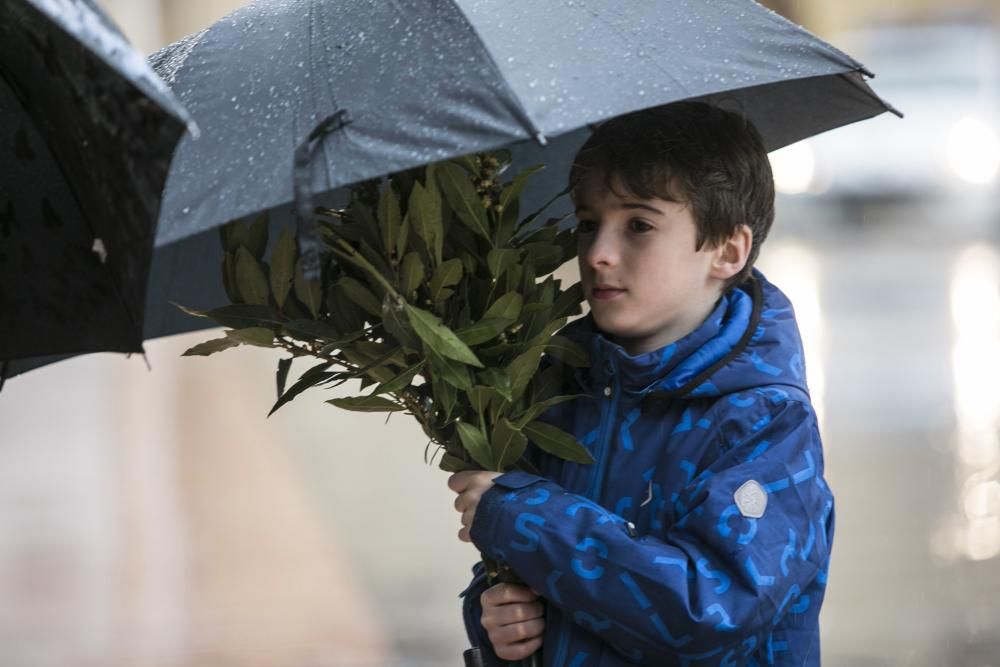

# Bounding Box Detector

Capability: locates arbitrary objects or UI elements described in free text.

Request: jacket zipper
[553,359,619,666]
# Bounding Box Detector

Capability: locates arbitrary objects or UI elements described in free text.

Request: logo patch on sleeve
[734,480,768,519]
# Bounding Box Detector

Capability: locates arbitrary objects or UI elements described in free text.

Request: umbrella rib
[445,0,548,147]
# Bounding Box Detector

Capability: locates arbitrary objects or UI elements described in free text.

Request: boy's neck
[611,292,724,356]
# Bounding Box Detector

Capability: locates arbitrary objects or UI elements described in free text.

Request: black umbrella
[3,0,898,381]
[0,0,193,383]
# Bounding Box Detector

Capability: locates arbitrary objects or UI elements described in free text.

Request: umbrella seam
[750,0,865,70]
[445,0,547,146]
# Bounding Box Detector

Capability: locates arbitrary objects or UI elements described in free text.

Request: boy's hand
[447,471,501,543]
[480,583,545,660]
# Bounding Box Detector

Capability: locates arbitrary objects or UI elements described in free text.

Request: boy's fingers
[447,471,471,493]
[482,583,538,606]
[490,618,545,645]
[496,600,544,625]
[495,635,544,662]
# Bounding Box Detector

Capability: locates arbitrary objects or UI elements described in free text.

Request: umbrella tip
[534,132,548,147]
[186,120,202,140]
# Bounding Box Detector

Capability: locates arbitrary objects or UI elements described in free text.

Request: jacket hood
[561,269,810,400]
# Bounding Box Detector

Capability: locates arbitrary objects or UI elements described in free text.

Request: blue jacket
[462,271,835,666]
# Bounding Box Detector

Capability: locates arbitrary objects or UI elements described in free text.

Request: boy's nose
[584,230,619,268]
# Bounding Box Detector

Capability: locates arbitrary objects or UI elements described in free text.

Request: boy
[448,101,834,666]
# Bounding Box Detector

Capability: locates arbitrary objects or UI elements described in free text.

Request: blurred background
[2,0,1000,665]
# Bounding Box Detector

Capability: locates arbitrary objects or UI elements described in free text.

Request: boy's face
[574,173,726,355]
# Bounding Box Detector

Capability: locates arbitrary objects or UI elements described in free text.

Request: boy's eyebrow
[574,202,666,216]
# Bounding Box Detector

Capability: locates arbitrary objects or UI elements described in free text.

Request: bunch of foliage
[182,151,594,473]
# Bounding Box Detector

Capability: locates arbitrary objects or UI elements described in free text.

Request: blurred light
[950,244,1000,462]
[946,116,1000,185]
[964,517,1000,561]
[757,242,825,429]
[769,141,815,195]
[949,244,1000,561]
[963,480,1000,521]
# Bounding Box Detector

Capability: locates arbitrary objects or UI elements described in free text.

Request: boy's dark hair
[569,101,775,290]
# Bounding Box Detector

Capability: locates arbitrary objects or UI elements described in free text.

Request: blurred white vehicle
[769,20,1000,225]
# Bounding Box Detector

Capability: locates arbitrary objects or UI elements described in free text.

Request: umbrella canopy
[135,0,895,344]
[2,0,898,381]
[150,0,895,250]
[0,0,193,381]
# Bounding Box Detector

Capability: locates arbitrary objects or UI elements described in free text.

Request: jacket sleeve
[469,398,834,665]
[459,561,504,666]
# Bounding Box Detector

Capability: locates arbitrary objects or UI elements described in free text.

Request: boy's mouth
[591,285,626,300]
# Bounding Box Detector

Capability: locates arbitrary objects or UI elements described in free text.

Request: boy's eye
[629,219,653,233]
[576,219,597,234]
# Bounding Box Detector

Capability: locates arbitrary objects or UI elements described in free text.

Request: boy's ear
[709,225,752,281]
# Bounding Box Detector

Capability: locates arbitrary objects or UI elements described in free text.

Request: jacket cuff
[469,472,546,556]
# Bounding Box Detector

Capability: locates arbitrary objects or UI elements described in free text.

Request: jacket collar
[574,279,757,398]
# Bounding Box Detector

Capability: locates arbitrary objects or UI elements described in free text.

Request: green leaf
[523,421,595,464]
[500,164,544,211]
[505,264,524,294]
[408,181,443,266]
[375,361,425,394]
[382,296,422,351]
[175,303,284,330]
[530,364,568,403]
[455,421,494,470]
[429,258,463,303]
[246,212,269,260]
[484,292,523,322]
[400,251,425,296]
[235,247,269,306]
[349,199,384,255]
[225,327,275,347]
[222,252,239,303]
[294,258,323,317]
[450,154,480,175]
[487,248,521,280]
[354,340,407,369]
[181,336,242,357]
[327,395,407,412]
[424,344,473,390]
[437,162,491,242]
[477,368,513,401]
[396,213,411,260]
[220,220,247,253]
[433,372,459,422]
[552,281,584,319]
[378,184,402,258]
[513,394,583,429]
[423,165,445,263]
[276,358,293,399]
[268,361,335,416]
[405,305,483,368]
[226,327,274,347]
[467,385,496,416]
[505,345,544,401]
[270,227,297,309]
[325,288,366,334]
[281,318,343,340]
[337,276,382,317]
[493,418,528,471]
[523,242,565,275]
[439,452,477,473]
[545,335,590,367]
[455,318,510,346]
